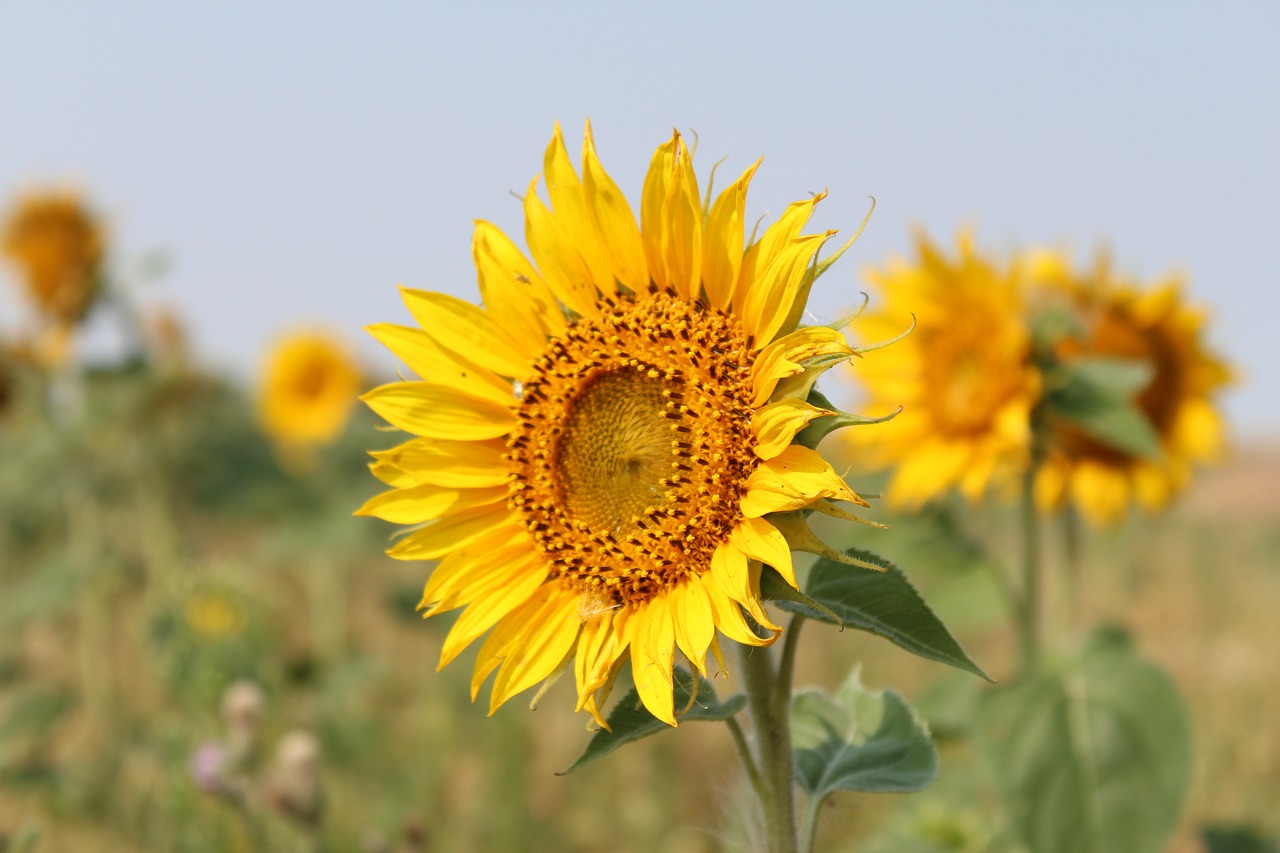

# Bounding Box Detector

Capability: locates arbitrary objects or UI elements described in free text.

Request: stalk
[1017,467,1042,672]
[737,639,799,853]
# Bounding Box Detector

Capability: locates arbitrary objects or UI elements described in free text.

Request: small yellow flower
[1031,253,1232,526]
[258,332,361,457]
[1,189,105,326]
[360,122,877,726]
[184,590,246,640]
[844,230,1040,508]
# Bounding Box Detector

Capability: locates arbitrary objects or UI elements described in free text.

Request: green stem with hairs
[737,638,799,853]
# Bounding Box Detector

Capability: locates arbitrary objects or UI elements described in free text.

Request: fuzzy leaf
[774,548,990,680]
[976,628,1193,853]
[559,669,745,774]
[792,669,938,798]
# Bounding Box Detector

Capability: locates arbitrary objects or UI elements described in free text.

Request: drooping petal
[629,595,677,726]
[670,578,715,677]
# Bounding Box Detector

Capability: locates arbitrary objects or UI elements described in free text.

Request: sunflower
[258,332,362,458]
[843,230,1040,508]
[359,123,875,726]
[1,189,105,326]
[1031,253,1231,526]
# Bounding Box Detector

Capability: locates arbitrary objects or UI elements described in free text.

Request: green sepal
[759,565,842,626]
[792,667,938,798]
[773,548,990,681]
[976,627,1193,853]
[795,388,900,449]
[558,668,746,775]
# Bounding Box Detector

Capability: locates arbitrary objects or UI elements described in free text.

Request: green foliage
[771,548,989,680]
[976,628,1193,853]
[1202,825,1280,853]
[791,669,938,799]
[560,668,745,774]
[1042,356,1161,459]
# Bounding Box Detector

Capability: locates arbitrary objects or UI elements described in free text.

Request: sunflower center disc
[506,292,760,606]
[556,369,672,534]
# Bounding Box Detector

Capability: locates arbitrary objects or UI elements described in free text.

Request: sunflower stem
[738,641,799,853]
[1018,467,1042,672]
[724,715,767,804]
[1062,503,1082,634]
[774,614,805,714]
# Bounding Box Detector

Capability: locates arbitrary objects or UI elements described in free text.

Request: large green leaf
[559,669,745,774]
[1044,357,1161,458]
[772,549,989,681]
[976,629,1192,853]
[792,669,937,799]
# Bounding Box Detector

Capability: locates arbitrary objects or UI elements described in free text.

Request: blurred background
[1,4,1277,852]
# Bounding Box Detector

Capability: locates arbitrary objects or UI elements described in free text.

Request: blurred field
[1,363,1276,852]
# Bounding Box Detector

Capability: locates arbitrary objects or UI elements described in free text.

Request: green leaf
[1045,357,1161,458]
[558,669,745,775]
[792,668,938,798]
[1202,825,1280,853]
[975,628,1193,853]
[773,548,989,681]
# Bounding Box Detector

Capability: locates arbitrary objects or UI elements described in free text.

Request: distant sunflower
[1031,254,1231,526]
[845,231,1040,508]
[360,123,875,726]
[1,189,105,326]
[259,332,361,457]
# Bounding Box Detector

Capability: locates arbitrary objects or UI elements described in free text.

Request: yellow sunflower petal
[670,579,715,677]
[421,534,535,615]
[437,560,550,669]
[387,506,516,561]
[370,437,510,489]
[473,220,565,345]
[641,131,701,298]
[523,177,600,318]
[362,382,516,440]
[733,191,826,310]
[357,483,507,525]
[629,595,677,726]
[740,444,867,517]
[399,288,532,378]
[582,120,648,293]
[751,398,832,460]
[366,323,513,406]
[729,517,796,589]
[703,159,762,311]
[740,232,832,345]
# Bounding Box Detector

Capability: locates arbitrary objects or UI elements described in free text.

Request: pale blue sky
[2,4,1277,429]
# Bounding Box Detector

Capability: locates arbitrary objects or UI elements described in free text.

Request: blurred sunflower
[844,231,1040,508]
[359,122,876,726]
[1031,253,1231,526]
[258,332,361,462]
[1,189,105,327]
